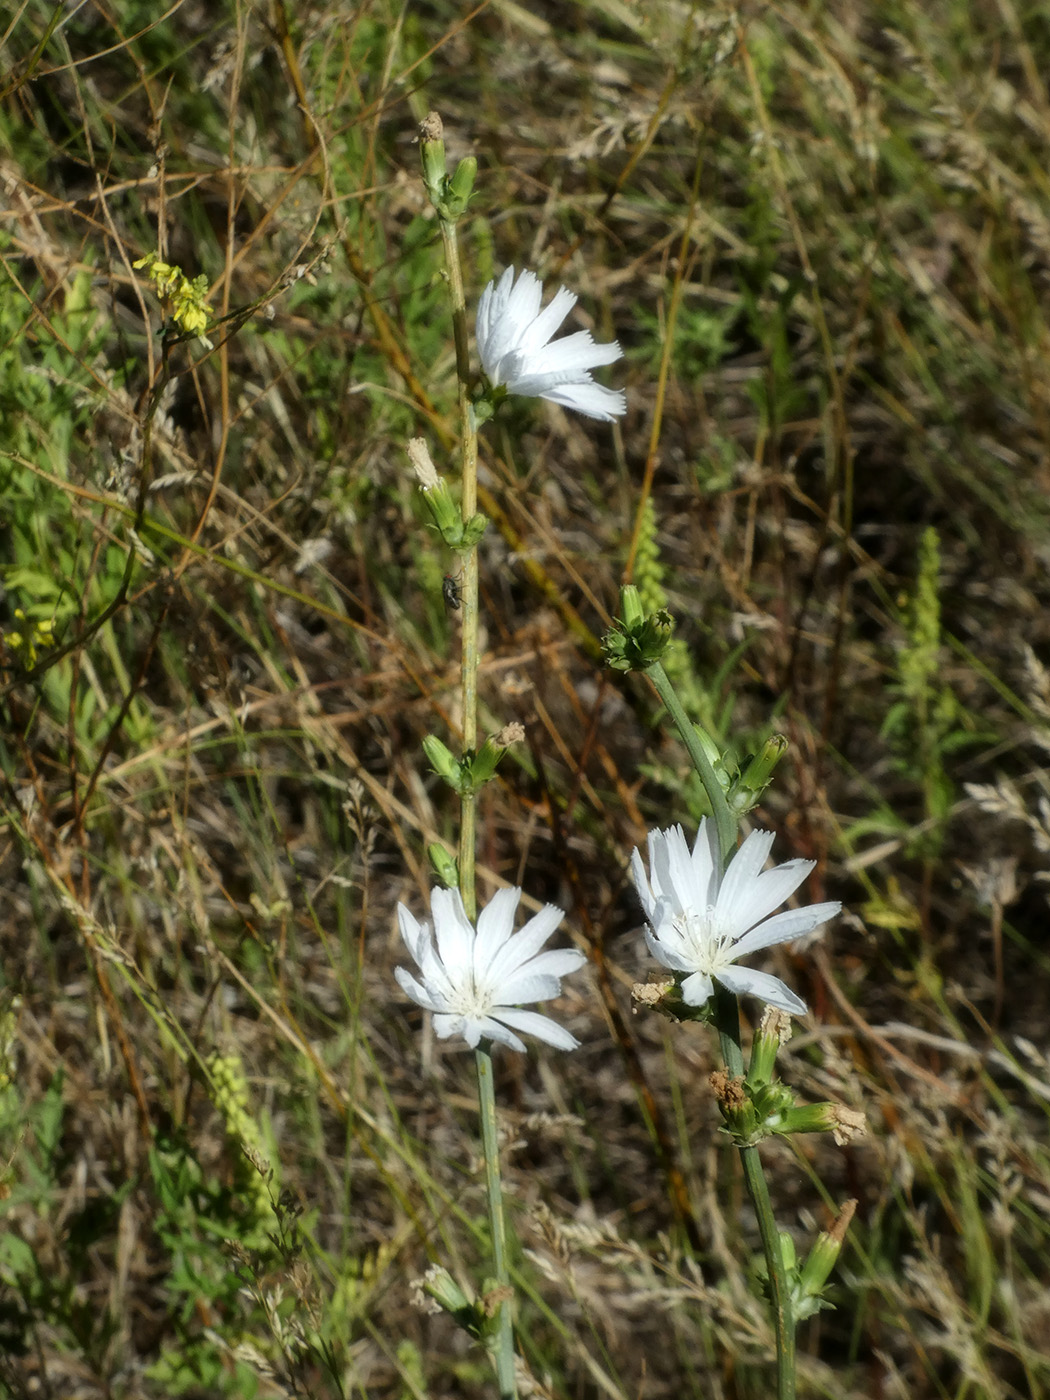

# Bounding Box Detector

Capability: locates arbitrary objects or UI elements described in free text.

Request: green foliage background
[1,1,1050,1396]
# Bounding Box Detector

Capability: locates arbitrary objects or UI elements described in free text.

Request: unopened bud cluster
[415,1266,510,1347]
[407,438,487,551]
[603,585,674,671]
[423,729,518,799]
[707,1009,867,1151]
[419,112,478,223]
[758,1200,858,1322]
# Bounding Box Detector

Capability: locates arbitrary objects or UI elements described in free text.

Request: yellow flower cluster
[4,610,55,668]
[133,252,213,343]
[205,1051,275,1227]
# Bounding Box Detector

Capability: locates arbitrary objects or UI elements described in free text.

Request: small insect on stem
[442,572,462,611]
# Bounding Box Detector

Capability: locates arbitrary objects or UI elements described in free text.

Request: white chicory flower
[475,266,626,421]
[631,820,841,1015]
[395,885,586,1052]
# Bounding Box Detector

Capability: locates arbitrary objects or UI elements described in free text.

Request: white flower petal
[473,886,521,977]
[731,902,842,959]
[488,949,584,1007]
[430,885,476,976]
[475,267,624,420]
[397,902,426,962]
[537,380,627,421]
[716,829,777,926]
[523,946,587,979]
[633,822,841,1016]
[680,970,715,1007]
[497,973,562,1004]
[727,859,815,936]
[433,1011,474,1045]
[476,267,520,370]
[631,845,657,920]
[651,825,695,916]
[484,902,565,981]
[495,1008,580,1051]
[394,965,443,1012]
[401,916,457,1002]
[645,921,692,972]
[497,945,586,998]
[521,329,619,376]
[475,1015,528,1053]
[504,268,544,328]
[515,285,576,354]
[394,885,584,1052]
[715,966,807,1016]
[690,818,721,907]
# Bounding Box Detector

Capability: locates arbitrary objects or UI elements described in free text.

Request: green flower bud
[632,978,713,1024]
[472,384,505,424]
[459,513,489,549]
[477,1280,514,1343]
[749,1079,796,1127]
[793,1199,857,1321]
[418,1266,492,1339]
[406,439,469,545]
[603,586,675,672]
[773,1102,867,1143]
[418,114,477,222]
[427,843,459,889]
[748,1006,793,1086]
[728,734,788,815]
[422,734,462,790]
[620,584,645,630]
[709,1069,760,1143]
[422,1265,472,1317]
[692,724,733,793]
[462,736,504,793]
[418,112,447,208]
[422,481,461,541]
[445,155,478,219]
[455,725,520,795]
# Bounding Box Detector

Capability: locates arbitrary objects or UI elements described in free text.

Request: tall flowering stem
[395,883,584,1398]
[430,162,480,920]
[644,658,797,1399]
[419,114,513,1397]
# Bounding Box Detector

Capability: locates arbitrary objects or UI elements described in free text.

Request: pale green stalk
[646,659,796,1400]
[436,195,515,1397]
[476,1046,516,1399]
[645,660,735,867]
[435,212,480,920]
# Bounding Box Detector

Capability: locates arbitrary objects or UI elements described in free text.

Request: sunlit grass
[0,0,1049,1395]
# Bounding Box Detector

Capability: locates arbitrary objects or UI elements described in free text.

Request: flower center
[677,906,734,971]
[450,971,495,1021]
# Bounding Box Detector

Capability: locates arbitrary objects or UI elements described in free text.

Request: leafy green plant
[883,526,990,859]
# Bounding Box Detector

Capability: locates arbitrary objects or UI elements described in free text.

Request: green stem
[742,1143,796,1398]
[645,660,736,866]
[648,660,796,1399]
[433,165,512,1394]
[437,212,480,920]
[714,986,795,1398]
[476,1047,516,1399]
